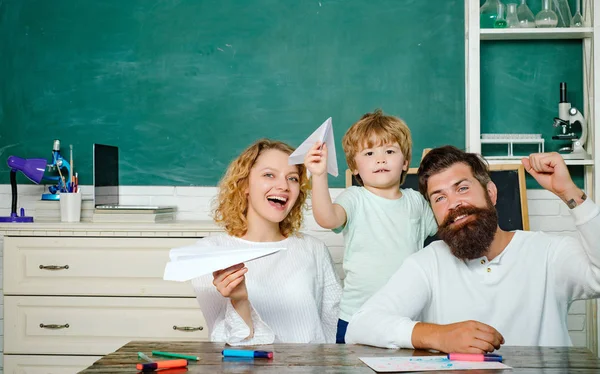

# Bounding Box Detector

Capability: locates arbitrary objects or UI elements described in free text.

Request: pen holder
[60,192,82,222]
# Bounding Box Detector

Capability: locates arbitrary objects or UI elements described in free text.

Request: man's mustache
[441,205,490,229]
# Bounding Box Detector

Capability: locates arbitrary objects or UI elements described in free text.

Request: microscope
[552,82,591,160]
[41,139,72,200]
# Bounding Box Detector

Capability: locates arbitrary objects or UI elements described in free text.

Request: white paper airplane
[288,117,338,177]
[163,245,285,282]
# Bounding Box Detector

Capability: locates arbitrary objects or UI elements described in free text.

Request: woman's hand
[212,263,248,302]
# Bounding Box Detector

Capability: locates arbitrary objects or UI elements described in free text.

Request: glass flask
[480,0,501,29]
[552,0,572,27]
[506,3,520,28]
[571,0,583,27]
[517,0,536,28]
[535,0,558,28]
[494,3,507,28]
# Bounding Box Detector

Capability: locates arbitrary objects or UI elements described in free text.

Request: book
[93,207,176,214]
[92,212,175,223]
[35,199,94,209]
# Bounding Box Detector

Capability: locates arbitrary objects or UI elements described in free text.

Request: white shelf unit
[486,158,595,166]
[480,27,593,40]
[465,0,599,355]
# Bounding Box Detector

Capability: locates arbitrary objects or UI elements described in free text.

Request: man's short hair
[417,145,491,201]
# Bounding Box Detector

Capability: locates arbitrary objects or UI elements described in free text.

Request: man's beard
[437,196,498,260]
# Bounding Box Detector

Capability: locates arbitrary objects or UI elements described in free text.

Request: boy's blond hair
[212,139,309,238]
[342,109,412,186]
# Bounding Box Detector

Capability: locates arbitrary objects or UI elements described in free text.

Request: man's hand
[414,320,504,353]
[522,152,582,205]
[304,141,328,177]
[212,263,248,302]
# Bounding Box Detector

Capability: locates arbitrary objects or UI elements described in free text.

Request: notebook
[93,144,175,211]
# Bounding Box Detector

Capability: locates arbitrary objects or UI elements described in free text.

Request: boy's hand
[304,141,328,177]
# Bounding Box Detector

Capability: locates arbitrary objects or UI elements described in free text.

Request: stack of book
[34,200,94,222]
[92,207,176,223]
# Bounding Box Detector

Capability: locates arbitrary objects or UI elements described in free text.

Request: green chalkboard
[1,1,585,188]
[0,0,465,186]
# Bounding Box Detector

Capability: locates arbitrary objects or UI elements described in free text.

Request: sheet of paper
[288,117,338,177]
[359,356,511,372]
[163,246,285,282]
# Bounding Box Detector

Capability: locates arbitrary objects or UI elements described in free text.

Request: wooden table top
[79,341,600,373]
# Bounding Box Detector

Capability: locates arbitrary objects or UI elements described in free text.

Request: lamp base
[0,209,34,223]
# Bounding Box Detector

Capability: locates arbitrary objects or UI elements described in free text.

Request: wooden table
[79,341,600,373]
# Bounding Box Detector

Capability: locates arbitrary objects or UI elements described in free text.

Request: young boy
[304,109,437,343]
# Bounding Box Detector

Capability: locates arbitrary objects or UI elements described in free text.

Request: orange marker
[136,359,187,371]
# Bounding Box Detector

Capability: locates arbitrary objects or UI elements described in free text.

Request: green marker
[152,350,200,361]
[137,352,153,362]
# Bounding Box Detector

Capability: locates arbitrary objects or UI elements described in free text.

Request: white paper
[163,246,285,282]
[288,117,338,177]
[359,356,511,372]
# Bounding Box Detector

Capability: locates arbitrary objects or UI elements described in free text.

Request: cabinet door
[4,296,208,355]
[3,355,100,374]
[3,236,198,296]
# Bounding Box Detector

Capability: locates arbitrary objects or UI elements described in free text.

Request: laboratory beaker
[536,0,558,28]
[571,0,583,27]
[506,3,520,28]
[517,0,535,28]
[480,0,501,29]
[494,3,507,28]
[552,0,572,27]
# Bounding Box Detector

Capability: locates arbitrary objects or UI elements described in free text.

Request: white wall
[0,184,594,369]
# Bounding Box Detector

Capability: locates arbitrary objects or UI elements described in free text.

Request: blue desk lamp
[0,156,47,223]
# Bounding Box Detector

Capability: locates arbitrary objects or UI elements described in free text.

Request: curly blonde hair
[213,139,309,238]
[342,109,412,186]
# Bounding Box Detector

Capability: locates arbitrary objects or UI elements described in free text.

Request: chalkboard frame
[344,163,529,231]
[488,163,529,231]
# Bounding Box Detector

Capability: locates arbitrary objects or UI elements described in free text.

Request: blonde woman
[189,139,341,345]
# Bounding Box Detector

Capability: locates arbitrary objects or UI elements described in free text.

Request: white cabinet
[4,297,207,355]
[464,0,599,354]
[0,221,221,374]
[3,355,101,374]
[3,236,197,296]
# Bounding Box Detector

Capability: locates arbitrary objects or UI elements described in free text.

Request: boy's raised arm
[304,142,347,229]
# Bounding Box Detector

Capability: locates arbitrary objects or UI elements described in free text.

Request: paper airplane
[288,117,338,177]
[163,245,286,282]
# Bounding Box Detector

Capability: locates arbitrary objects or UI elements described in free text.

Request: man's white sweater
[346,199,600,348]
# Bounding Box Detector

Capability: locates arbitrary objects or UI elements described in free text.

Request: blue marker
[222,349,273,359]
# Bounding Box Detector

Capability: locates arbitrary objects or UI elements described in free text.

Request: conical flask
[517,0,535,28]
[480,0,501,29]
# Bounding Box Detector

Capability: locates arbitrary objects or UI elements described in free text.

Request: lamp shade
[7,156,46,184]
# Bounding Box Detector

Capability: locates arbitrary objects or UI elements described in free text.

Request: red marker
[136,359,188,371]
[448,353,503,362]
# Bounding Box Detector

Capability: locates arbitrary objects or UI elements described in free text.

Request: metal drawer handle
[39,265,69,270]
[173,325,203,332]
[40,323,69,329]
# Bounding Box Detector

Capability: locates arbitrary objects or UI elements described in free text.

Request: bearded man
[345,146,600,353]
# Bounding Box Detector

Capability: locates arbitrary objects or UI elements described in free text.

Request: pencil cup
[60,192,82,222]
